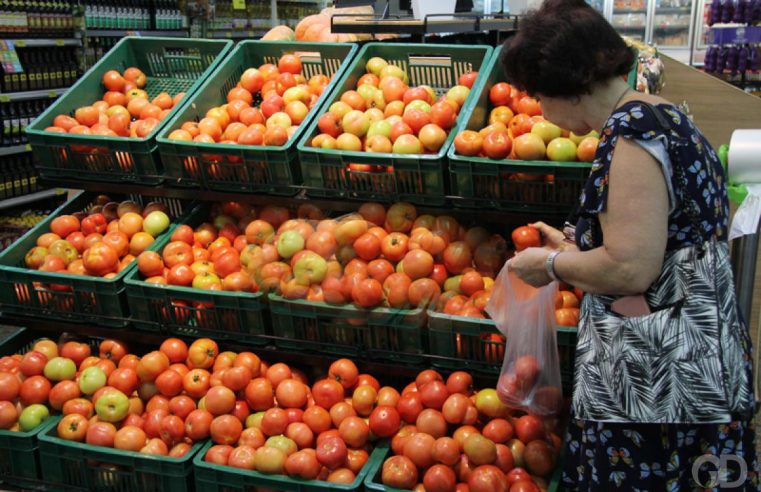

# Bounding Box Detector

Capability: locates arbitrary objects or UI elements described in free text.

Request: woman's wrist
[546,250,563,282]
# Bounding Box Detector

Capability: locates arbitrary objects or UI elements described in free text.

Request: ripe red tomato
[316,435,348,470]
[159,338,188,363]
[0,372,20,401]
[368,405,401,438]
[205,444,234,465]
[58,413,89,441]
[328,358,358,390]
[511,226,541,252]
[489,82,513,107]
[468,465,507,492]
[20,375,52,405]
[403,432,436,469]
[108,367,139,395]
[303,406,332,434]
[50,215,80,238]
[397,392,424,424]
[136,351,170,382]
[19,350,48,377]
[187,338,218,369]
[382,455,418,489]
[509,480,540,492]
[99,339,127,363]
[244,377,274,411]
[424,464,458,492]
[82,242,119,275]
[49,380,81,410]
[155,369,184,397]
[185,408,213,441]
[210,414,243,445]
[514,415,546,444]
[523,439,557,477]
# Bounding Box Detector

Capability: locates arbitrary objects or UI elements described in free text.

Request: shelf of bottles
[702,0,761,93]
[0,0,76,38]
[82,0,187,31]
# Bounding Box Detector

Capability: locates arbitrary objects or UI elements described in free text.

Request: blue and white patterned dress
[561,101,761,491]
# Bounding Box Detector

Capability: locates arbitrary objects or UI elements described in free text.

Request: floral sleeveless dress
[560,101,761,491]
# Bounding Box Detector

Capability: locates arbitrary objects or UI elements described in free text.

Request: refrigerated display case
[690,0,713,65]
[586,0,606,14]
[611,0,650,41]
[602,0,697,62]
[650,0,694,48]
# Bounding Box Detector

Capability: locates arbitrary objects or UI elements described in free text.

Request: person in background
[500,0,760,489]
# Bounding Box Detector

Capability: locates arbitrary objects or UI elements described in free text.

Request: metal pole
[731,226,760,324]
[731,220,761,409]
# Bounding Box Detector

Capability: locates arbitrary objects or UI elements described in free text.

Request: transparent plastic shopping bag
[485,262,562,416]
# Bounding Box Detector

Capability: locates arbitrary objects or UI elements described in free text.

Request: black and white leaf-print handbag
[571,102,754,424]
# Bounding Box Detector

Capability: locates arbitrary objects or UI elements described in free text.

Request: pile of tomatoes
[453,81,600,165]
[307,56,476,174]
[166,54,331,155]
[44,67,184,141]
[135,200,511,316]
[0,333,565,489]
[382,368,561,492]
[23,195,172,284]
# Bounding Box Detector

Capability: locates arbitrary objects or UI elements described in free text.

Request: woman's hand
[530,221,570,251]
[509,247,553,288]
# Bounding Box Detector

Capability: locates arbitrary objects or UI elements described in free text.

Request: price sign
[233,0,246,9]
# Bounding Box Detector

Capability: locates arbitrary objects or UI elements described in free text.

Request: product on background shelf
[0,0,75,37]
[0,47,79,93]
[0,152,43,201]
[1,99,58,147]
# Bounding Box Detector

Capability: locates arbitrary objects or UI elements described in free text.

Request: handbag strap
[636,101,707,256]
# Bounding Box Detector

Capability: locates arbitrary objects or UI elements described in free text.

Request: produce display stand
[157,41,359,196]
[25,37,234,186]
[7,31,760,492]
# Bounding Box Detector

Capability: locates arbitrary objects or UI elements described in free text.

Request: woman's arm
[510,137,669,295]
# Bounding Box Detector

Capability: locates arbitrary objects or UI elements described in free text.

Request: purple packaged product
[749,47,760,71]
[726,45,739,74]
[734,0,747,22]
[745,0,756,23]
[721,0,734,23]
[708,0,721,25]
[717,46,730,72]
[704,46,717,72]
[737,46,749,73]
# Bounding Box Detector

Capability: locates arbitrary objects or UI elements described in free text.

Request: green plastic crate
[446,45,593,212]
[124,204,268,344]
[0,192,192,328]
[297,42,493,206]
[157,41,358,195]
[0,327,57,488]
[38,416,203,492]
[364,441,563,491]
[268,293,427,364]
[26,37,233,185]
[193,439,386,492]
[427,310,577,392]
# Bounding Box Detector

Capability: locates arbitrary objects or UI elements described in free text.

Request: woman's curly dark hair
[501,0,635,97]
